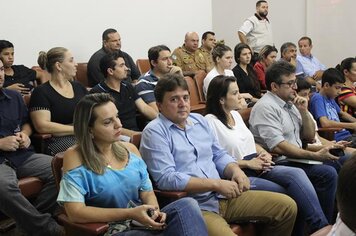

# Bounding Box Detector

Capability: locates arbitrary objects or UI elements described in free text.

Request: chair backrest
[31,66,51,85]
[130,132,142,149]
[136,59,150,75]
[194,71,207,103]
[51,152,65,192]
[238,108,252,128]
[75,63,89,87]
[184,76,201,106]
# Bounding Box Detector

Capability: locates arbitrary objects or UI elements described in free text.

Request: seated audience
[203,44,234,96]
[29,47,88,155]
[205,75,331,235]
[232,43,262,103]
[57,93,208,236]
[327,155,356,235]
[249,61,338,222]
[296,78,352,171]
[140,73,297,236]
[0,40,43,95]
[309,68,356,146]
[279,42,298,67]
[0,59,63,235]
[336,57,356,117]
[87,28,140,86]
[253,45,278,90]
[172,32,211,75]
[90,51,157,135]
[135,45,179,111]
[296,36,326,86]
[197,31,216,72]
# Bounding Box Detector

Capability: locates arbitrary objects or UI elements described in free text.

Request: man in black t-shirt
[90,51,157,136]
[87,28,140,87]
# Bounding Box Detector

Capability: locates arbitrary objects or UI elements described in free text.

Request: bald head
[184,32,199,52]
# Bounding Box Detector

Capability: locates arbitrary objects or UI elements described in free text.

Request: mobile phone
[329,148,345,157]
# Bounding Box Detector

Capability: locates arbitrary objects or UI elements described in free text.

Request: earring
[90,133,94,139]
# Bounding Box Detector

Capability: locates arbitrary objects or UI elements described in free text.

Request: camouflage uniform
[197,46,214,72]
[172,45,210,74]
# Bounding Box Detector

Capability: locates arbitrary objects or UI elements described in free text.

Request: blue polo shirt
[0,89,34,167]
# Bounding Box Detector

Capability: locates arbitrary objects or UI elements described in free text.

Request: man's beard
[259,11,268,17]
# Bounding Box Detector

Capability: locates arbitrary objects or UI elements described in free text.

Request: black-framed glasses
[278,80,296,87]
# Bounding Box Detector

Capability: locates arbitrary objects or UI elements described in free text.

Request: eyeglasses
[278,80,296,88]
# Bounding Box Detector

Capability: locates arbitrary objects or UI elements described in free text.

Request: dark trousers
[0,153,59,235]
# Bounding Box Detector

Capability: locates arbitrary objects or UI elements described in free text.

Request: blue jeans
[324,154,350,173]
[277,161,337,224]
[116,198,208,236]
[245,165,329,235]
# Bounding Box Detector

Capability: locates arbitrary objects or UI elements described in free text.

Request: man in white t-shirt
[238,0,273,65]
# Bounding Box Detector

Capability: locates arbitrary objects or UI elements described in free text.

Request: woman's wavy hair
[73,93,127,174]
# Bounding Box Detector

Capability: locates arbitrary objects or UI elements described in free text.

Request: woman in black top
[232,43,261,104]
[29,47,87,155]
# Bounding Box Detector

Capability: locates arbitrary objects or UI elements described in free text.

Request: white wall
[212,0,356,68]
[306,0,356,67]
[3,0,212,66]
[212,0,306,64]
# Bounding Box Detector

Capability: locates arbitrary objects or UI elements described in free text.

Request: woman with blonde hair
[57,93,207,235]
[29,47,87,155]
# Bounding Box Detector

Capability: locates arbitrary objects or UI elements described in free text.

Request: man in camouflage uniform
[197,31,216,72]
[172,32,210,75]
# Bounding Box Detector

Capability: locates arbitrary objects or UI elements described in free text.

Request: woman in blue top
[57,93,207,236]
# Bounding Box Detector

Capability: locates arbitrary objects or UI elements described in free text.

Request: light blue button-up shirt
[296,54,326,77]
[140,113,236,213]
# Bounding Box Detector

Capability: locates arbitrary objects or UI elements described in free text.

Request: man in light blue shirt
[296,36,326,86]
[140,73,297,236]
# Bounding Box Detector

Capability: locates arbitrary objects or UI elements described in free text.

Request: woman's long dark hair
[206,75,237,129]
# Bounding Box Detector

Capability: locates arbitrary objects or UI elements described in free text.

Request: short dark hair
[337,155,356,231]
[295,77,311,93]
[321,68,345,87]
[202,31,215,41]
[148,45,171,69]
[154,73,188,103]
[206,75,237,129]
[298,36,312,46]
[102,28,117,41]
[0,40,14,53]
[280,42,296,56]
[99,50,125,78]
[256,0,267,7]
[265,61,296,91]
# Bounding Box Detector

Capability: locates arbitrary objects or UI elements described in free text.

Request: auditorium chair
[75,63,89,88]
[184,76,206,114]
[0,173,44,232]
[193,70,207,103]
[136,59,150,75]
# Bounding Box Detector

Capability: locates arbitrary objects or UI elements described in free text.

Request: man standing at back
[238,0,273,65]
[87,28,140,87]
[172,32,211,75]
